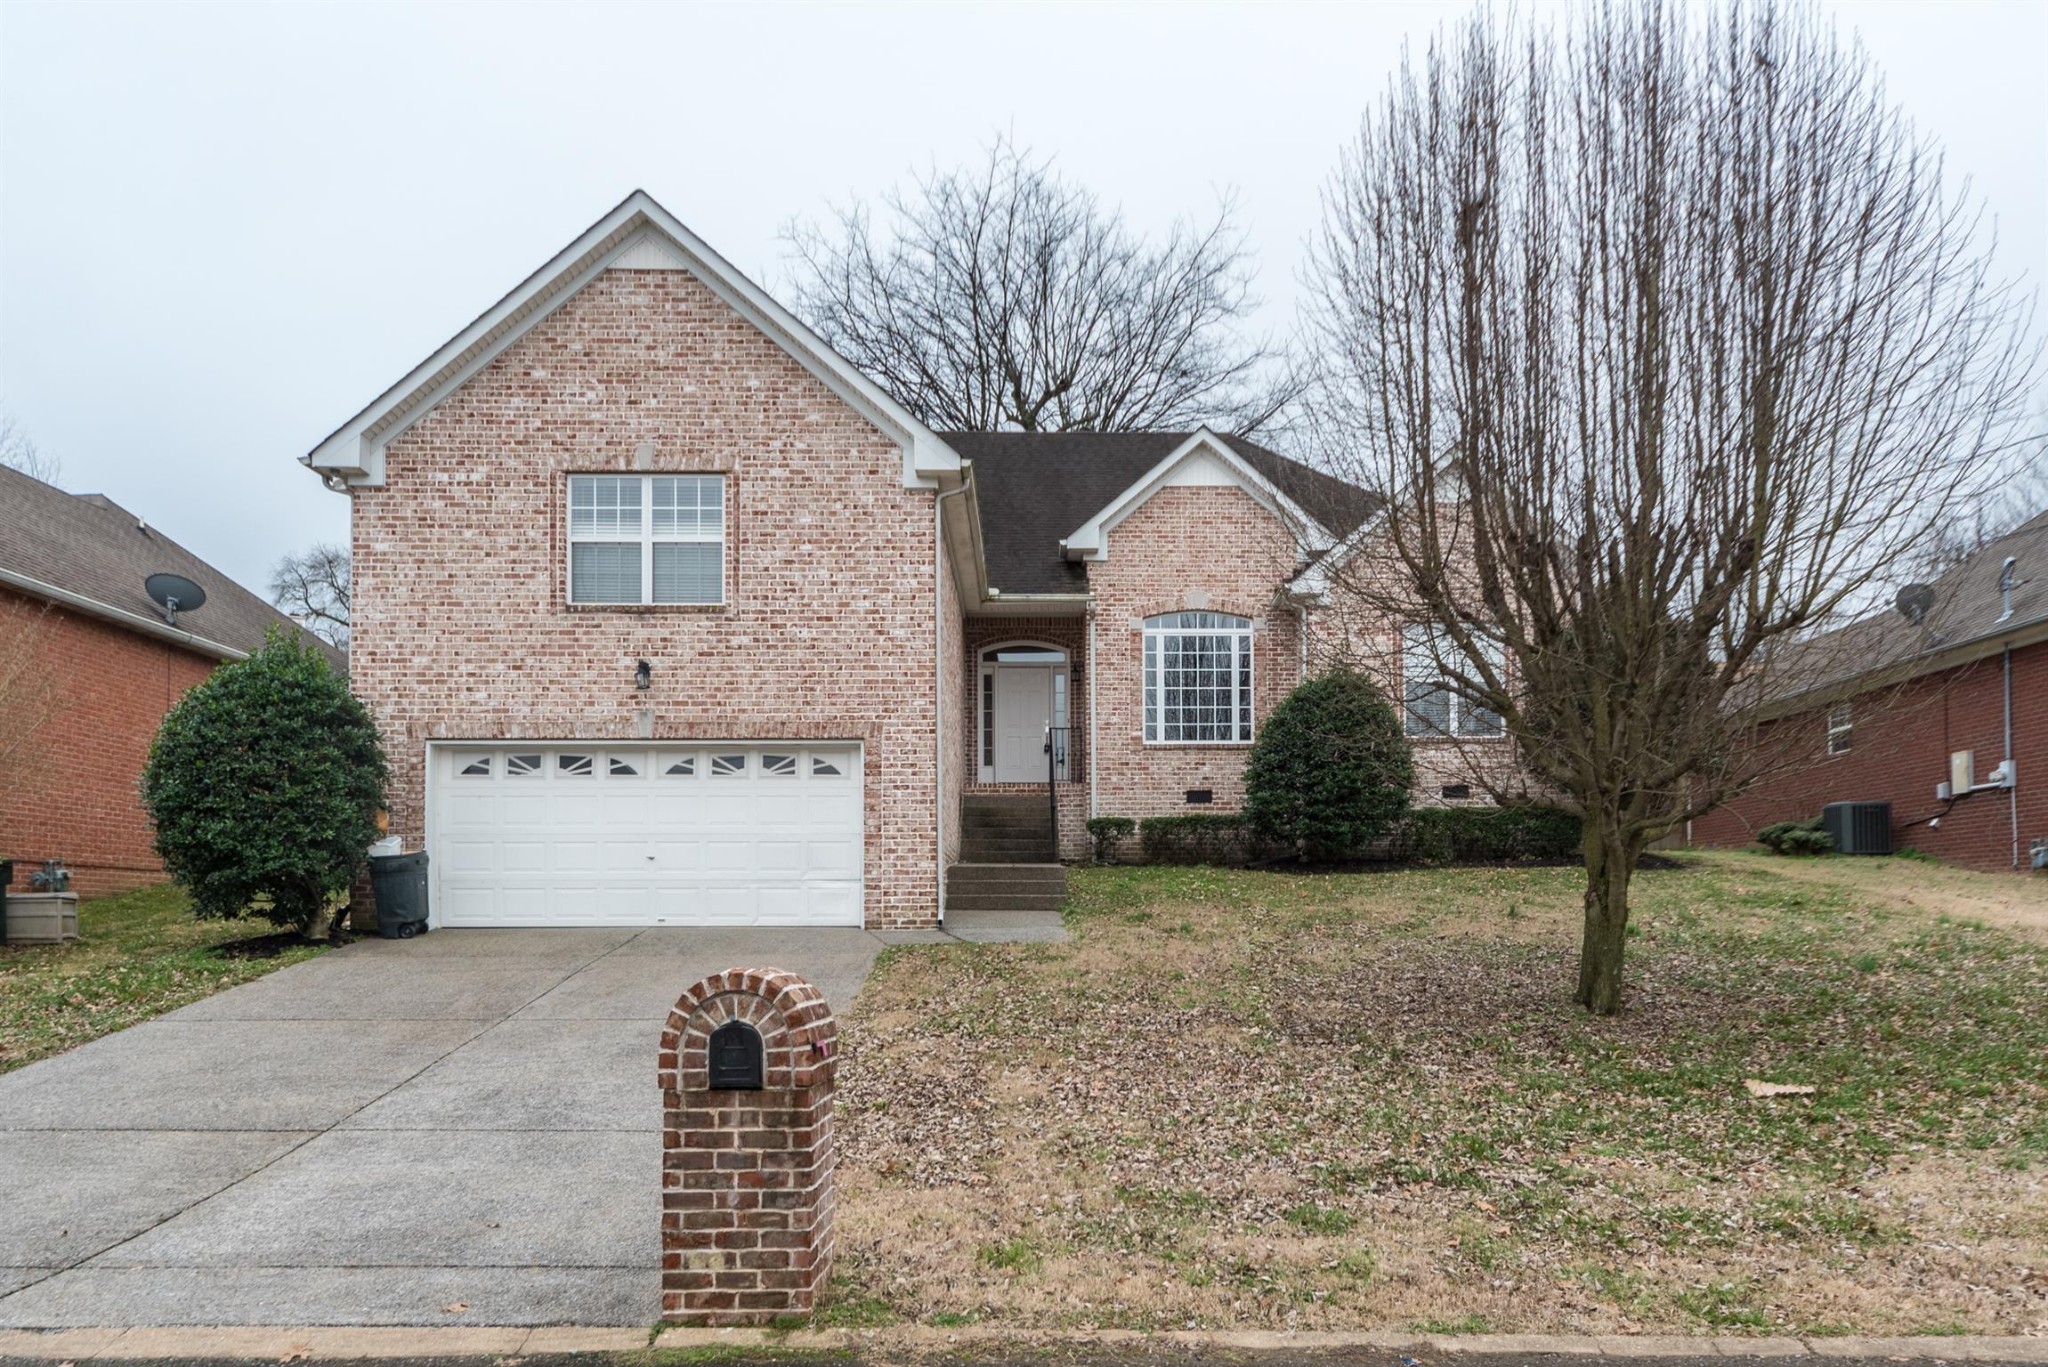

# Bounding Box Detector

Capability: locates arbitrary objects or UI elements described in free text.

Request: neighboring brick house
[303,192,1519,931]
[1689,509,2047,872]
[0,466,344,898]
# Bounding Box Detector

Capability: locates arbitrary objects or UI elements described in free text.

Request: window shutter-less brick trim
[658,968,838,1324]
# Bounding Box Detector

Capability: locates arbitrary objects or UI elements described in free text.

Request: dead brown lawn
[825,854,2048,1338]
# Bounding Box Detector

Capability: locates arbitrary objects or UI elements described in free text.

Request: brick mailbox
[657,968,838,1324]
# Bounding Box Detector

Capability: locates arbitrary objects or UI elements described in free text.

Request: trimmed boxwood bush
[1086,816,1137,864]
[1398,804,1584,865]
[142,630,387,939]
[1758,817,1834,856]
[1244,670,1414,858]
[1139,814,1256,865]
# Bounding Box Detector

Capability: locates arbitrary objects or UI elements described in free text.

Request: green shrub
[1245,670,1414,858]
[1139,814,1254,865]
[1758,818,1834,856]
[142,630,387,939]
[1400,804,1583,864]
[1086,816,1136,864]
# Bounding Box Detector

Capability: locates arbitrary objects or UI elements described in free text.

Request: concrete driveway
[0,926,896,1327]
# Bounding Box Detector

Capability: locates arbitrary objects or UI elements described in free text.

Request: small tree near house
[1245,670,1414,860]
[142,630,386,941]
[1302,0,2035,1012]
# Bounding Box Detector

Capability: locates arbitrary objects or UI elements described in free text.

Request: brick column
[657,968,838,1325]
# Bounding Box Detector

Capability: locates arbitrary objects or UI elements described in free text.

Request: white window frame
[1826,701,1853,756]
[567,474,725,606]
[1402,624,1507,740]
[1142,612,1254,745]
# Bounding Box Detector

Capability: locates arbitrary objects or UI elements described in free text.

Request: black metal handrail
[1045,725,1072,849]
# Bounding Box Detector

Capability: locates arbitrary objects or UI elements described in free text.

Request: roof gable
[303,191,960,489]
[1061,428,1336,562]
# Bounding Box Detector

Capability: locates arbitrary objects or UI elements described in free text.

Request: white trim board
[303,191,961,490]
[1061,428,1334,563]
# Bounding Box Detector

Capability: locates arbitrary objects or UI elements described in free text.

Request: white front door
[993,667,1051,783]
[430,742,863,927]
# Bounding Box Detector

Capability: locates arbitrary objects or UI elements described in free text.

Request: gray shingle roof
[1761,506,2048,704]
[0,465,343,668]
[939,431,1383,595]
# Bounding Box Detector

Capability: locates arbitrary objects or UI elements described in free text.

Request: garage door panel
[807,840,859,877]
[434,744,864,927]
[551,840,600,874]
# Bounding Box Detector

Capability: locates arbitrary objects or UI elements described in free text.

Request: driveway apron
[0,926,883,1326]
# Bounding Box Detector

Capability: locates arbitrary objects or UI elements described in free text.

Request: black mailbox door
[707,1020,765,1090]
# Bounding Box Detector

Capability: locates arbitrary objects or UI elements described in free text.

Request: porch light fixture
[634,659,652,691]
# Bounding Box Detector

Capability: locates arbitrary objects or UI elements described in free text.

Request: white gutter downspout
[935,480,973,925]
[2007,644,2019,869]
[1087,604,1099,821]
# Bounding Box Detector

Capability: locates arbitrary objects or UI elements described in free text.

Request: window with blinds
[568,474,724,605]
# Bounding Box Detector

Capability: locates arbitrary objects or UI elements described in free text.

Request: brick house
[0,466,344,899]
[1688,509,2047,872]
[304,192,1513,931]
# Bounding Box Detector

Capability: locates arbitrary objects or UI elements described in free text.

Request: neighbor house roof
[0,465,342,667]
[940,430,1383,595]
[1755,506,2048,711]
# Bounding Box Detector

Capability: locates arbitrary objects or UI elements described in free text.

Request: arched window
[1142,612,1252,744]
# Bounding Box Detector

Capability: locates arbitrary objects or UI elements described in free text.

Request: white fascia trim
[0,566,249,661]
[1061,427,1334,562]
[303,191,960,490]
[1288,501,1391,602]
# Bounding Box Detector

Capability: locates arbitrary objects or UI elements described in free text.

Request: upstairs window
[1143,612,1253,744]
[1402,624,1505,738]
[1827,702,1853,755]
[568,474,724,605]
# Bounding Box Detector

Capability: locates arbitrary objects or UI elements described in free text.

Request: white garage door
[431,743,863,927]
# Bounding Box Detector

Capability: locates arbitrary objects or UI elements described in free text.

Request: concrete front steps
[959,793,1058,864]
[944,861,1067,912]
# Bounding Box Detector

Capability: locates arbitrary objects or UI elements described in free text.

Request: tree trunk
[1576,820,1638,1015]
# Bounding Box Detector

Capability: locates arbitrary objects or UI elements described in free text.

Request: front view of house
[305,192,1486,930]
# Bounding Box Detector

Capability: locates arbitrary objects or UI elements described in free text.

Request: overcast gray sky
[2,0,2041,601]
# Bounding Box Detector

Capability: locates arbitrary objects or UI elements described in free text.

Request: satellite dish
[1894,583,1935,626]
[144,573,207,626]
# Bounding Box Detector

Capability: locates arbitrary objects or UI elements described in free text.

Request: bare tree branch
[783,134,1302,437]
[0,597,69,785]
[0,409,60,485]
[270,544,350,648]
[1302,0,2037,1014]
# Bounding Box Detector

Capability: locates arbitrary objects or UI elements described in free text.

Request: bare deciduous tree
[270,544,350,648]
[0,409,60,485]
[0,597,68,786]
[1304,0,2035,1013]
[785,135,1297,435]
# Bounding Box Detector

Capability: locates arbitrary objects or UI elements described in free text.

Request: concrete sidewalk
[0,926,885,1328]
[0,1324,2041,1363]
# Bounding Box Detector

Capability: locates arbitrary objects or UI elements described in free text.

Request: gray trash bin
[369,852,430,939]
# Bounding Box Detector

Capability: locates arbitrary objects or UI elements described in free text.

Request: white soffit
[301,191,960,489]
[1062,428,1334,562]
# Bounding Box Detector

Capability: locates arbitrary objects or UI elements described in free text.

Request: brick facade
[349,267,947,928]
[1689,640,2047,872]
[1084,485,1307,822]
[0,586,219,899]
[658,967,838,1324]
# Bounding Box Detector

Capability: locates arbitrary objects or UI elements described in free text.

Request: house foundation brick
[658,967,838,1325]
